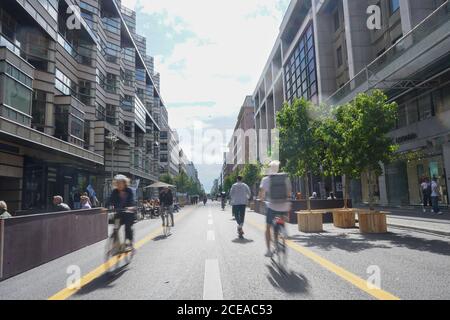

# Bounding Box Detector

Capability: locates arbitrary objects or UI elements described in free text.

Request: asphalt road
[0,202,449,300]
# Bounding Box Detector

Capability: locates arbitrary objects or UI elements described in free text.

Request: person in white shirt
[230,176,251,238]
[259,161,292,257]
[431,177,442,215]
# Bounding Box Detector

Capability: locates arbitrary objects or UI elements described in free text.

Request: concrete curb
[387,223,450,237]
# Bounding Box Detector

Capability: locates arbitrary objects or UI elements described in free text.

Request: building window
[334,10,340,31]
[417,94,434,120]
[406,100,418,125]
[54,105,85,146]
[390,0,400,15]
[124,121,133,138]
[32,90,47,132]
[160,154,168,162]
[396,104,407,128]
[2,76,32,115]
[337,46,343,67]
[283,24,318,103]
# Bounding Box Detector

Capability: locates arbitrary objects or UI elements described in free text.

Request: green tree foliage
[159,173,174,185]
[317,90,398,209]
[241,164,262,195]
[223,170,240,194]
[277,98,324,209]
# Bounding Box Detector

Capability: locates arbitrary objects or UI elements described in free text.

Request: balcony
[328,1,450,105]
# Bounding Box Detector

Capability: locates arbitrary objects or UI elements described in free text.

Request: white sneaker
[423,208,426,213]
[264,250,273,258]
[437,212,443,215]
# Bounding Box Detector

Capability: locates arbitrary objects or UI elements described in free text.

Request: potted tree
[277,98,324,232]
[334,90,398,233]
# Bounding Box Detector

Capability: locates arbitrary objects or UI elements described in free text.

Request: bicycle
[271,215,288,272]
[105,209,135,271]
[161,205,172,237]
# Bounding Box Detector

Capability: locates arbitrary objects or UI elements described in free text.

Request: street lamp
[106,132,119,182]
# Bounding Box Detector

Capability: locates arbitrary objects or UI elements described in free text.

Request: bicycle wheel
[272,225,287,272]
[277,234,287,272]
[105,233,120,272]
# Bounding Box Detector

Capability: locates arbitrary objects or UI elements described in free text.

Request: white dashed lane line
[207,230,215,241]
[203,259,224,300]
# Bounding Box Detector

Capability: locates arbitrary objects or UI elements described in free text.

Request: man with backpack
[259,161,292,257]
[230,175,252,238]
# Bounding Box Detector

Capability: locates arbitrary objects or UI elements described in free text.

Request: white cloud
[122,0,288,190]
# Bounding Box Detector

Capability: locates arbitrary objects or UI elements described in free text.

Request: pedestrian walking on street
[421,177,432,213]
[431,177,442,215]
[160,187,175,227]
[0,201,12,219]
[230,175,251,239]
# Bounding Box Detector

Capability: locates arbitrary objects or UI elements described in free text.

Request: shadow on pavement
[75,265,129,296]
[363,232,450,256]
[289,233,390,252]
[266,264,309,294]
[153,234,173,241]
[289,231,450,256]
[232,238,254,244]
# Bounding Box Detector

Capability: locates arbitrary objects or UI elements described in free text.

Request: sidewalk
[374,206,450,237]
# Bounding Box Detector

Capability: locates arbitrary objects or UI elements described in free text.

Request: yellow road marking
[48,208,193,300]
[247,218,400,300]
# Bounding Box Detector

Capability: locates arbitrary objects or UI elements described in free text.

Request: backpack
[267,174,288,203]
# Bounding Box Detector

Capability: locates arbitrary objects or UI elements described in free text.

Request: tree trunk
[367,170,375,211]
[343,174,348,209]
[305,173,311,211]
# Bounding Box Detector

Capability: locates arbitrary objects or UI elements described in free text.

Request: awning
[144,182,175,189]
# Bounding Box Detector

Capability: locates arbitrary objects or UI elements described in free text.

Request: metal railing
[327,1,450,105]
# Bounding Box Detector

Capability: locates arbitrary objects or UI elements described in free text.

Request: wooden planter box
[357,210,388,234]
[297,211,324,233]
[332,209,356,228]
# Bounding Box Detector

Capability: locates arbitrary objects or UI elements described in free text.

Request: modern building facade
[224,95,256,174]
[253,0,450,207]
[159,128,181,177]
[0,0,167,213]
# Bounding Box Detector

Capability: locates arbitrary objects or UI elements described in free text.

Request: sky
[121,0,290,191]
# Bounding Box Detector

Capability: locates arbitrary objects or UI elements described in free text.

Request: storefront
[358,138,450,208]
[21,157,101,211]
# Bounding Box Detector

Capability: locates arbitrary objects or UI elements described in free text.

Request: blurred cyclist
[259,161,291,257]
[109,174,136,251]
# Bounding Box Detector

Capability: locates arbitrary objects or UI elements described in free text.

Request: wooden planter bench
[297,210,324,233]
[357,210,389,234]
[332,208,356,228]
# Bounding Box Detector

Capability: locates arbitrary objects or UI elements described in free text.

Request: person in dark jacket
[109,175,136,248]
[159,187,174,227]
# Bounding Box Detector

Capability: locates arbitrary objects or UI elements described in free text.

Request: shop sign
[396,133,418,144]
